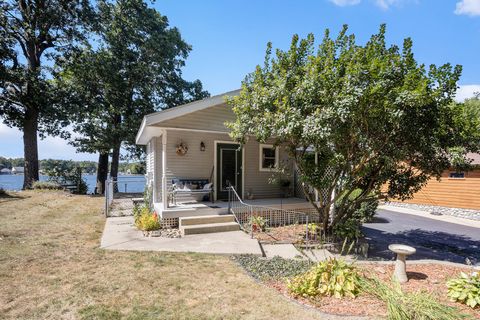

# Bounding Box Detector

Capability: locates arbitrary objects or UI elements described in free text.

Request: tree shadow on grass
[362,227,480,264]
[0,192,29,202]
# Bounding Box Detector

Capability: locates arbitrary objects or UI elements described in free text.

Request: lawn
[0,191,325,320]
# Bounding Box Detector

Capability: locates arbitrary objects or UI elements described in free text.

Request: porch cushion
[203,182,213,190]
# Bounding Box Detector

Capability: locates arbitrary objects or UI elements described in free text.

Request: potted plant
[250,215,267,232]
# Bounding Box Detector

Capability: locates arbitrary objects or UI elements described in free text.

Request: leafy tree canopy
[0,0,95,188]
[229,25,479,232]
[56,0,209,179]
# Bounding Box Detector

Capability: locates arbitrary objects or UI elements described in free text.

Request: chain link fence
[105,177,146,217]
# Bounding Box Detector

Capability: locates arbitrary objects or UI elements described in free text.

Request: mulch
[266,263,480,319]
[254,224,323,244]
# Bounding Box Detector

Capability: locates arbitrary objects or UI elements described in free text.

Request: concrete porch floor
[155,197,313,218]
[100,216,263,255]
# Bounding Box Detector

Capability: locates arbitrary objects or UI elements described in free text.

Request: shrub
[234,255,313,281]
[136,210,160,231]
[0,188,5,195]
[32,181,62,190]
[287,258,360,298]
[447,271,480,309]
[359,276,470,320]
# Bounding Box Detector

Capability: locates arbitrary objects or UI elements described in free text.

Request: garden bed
[253,224,325,245]
[234,255,480,319]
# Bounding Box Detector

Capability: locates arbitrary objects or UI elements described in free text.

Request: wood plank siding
[390,170,480,210]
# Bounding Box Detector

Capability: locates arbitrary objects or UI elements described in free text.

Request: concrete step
[180,214,236,226]
[181,222,240,235]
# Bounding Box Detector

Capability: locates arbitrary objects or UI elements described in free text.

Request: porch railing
[227,186,324,241]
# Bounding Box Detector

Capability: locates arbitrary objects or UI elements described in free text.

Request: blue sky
[1,0,480,161]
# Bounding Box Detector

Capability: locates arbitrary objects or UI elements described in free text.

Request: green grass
[0,191,326,320]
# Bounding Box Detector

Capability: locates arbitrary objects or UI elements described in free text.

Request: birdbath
[388,244,416,283]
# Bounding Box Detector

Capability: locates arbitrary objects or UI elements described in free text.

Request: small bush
[447,271,480,309]
[359,276,470,320]
[250,215,267,232]
[32,181,62,190]
[0,188,5,195]
[234,255,313,281]
[287,258,360,298]
[136,211,160,231]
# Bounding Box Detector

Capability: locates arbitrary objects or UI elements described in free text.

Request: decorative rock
[385,202,480,221]
[388,244,416,283]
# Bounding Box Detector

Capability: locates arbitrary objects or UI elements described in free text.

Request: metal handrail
[227,186,324,241]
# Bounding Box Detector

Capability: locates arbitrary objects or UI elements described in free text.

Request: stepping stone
[262,244,304,259]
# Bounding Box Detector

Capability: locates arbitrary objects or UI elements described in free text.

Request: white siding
[153,103,235,132]
[153,129,293,201]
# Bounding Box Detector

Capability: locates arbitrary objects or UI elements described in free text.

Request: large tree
[0,0,94,189]
[229,25,480,234]
[57,0,208,193]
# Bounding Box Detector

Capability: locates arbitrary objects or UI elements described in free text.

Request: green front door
[216,143,242,200]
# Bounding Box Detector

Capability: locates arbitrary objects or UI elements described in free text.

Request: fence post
[250,206,253,239]
[105,179,109,217]
[305,215,309,245]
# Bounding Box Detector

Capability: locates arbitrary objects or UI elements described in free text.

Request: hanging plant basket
[176,142,188,156]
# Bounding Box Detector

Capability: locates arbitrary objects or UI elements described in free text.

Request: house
[391,153,480,210]
[0,168,12,175]
[136,90,313,228]
[11,167,24,175]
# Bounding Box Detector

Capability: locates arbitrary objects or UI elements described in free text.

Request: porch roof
[136,89,240,145]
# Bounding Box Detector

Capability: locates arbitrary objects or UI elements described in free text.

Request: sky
[1,0,480,161]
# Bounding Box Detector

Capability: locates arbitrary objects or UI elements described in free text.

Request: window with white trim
[259,144,279,171]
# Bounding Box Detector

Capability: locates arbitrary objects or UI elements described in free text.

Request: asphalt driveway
[362,209,480,264]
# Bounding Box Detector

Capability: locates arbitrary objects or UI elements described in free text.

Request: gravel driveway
[362,209,480,264]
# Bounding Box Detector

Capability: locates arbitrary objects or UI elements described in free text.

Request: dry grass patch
[0,191,326,320]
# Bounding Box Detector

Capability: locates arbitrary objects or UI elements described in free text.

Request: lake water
[0,174,146,194]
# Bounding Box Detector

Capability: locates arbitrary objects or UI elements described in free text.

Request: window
[449,172,465,179]
[259,144,279,171]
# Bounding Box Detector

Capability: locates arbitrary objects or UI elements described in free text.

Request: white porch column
[161,131,168,210]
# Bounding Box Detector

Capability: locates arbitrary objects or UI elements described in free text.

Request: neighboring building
[0,168,12,175]
[391,153,480,210]
[136,90,312,221]
[11,167,24,175]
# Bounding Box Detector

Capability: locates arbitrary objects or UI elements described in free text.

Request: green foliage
[359,277,471,320]
[32,181,62,190]
[135,210,160,231]
[44,166,88,194]
[0,0,95,188]
[447,271,480,309]
[250,215,268,231]
[287,258,360,298]
[234,255,313,281]
[228,24,478,233]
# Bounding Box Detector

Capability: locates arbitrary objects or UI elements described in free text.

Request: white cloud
[454,0,480,16]
[329,0,361,6]
[455,84,480,102]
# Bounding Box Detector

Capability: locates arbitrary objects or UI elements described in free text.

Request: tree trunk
[110,143,121,192]
[96,152,109,194]
[22,108,39,189]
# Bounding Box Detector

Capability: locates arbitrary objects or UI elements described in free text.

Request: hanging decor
[200,141,206,152]
[176,141,188,156]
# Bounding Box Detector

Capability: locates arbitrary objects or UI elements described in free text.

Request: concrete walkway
[101,216,262,255]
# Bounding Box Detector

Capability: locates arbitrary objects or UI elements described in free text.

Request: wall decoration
[176,141,188,156]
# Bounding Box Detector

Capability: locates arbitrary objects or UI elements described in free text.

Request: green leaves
[287,258,360,298]
[447,271,480,309]
[229,24,476,233]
